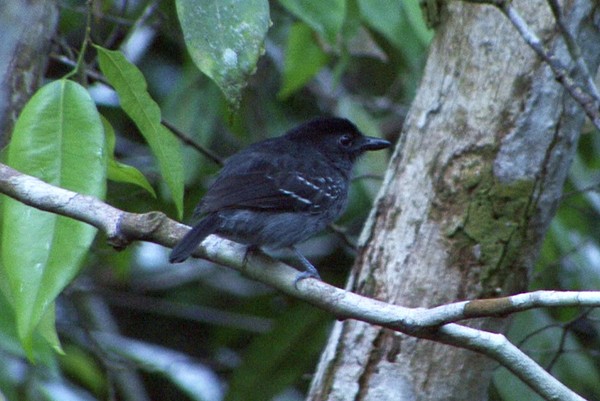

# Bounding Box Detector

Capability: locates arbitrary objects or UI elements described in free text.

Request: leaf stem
[64,0,93,81]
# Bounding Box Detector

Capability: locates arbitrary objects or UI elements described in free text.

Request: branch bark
[308,1,600,400]
[0,161,594,401]
[0,1,599,399]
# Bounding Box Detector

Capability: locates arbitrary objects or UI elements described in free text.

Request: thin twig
[161,120,224,166]
[51,54,107,83]
[546,308,594,372]
[102,0,132,50]
[461,0,600,130]
[352,173,385,182]
[63,0,93,82]
[120,0,161,50]
[50,54,223,165]
[517,321,564,349]
[498,1,600,130]
[499,1,600,130]
[561,181,600,199]
[546,0,600,103]
[59,1,135,26]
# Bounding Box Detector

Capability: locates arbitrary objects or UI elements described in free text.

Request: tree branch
[462,0,600,131]
[0,161,594,400]
[546,0,600,104]
[432,324,585,401]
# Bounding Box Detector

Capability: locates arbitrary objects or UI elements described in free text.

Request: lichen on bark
[431,145,536,297]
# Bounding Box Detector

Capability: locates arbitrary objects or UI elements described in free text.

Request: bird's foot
[293,268,322,289]
[243,245,261,267]
[291,247,322,289]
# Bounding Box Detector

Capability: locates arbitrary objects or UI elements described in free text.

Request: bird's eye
[338,134,353,148]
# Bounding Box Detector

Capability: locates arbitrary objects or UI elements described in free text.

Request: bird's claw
[243,245,260,267]
[293,266,322,289]
[290,246,322,288]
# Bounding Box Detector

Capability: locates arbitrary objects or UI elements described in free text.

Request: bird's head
[285,118,391,169]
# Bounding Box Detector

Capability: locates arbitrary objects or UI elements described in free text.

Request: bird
[169,117,391,283]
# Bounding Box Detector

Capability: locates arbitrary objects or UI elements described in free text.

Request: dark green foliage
[0,0,428,399]
[3,0,599,400]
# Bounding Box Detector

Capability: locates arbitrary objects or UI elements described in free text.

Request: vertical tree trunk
[308,1,600,400]
[0,0,58,148]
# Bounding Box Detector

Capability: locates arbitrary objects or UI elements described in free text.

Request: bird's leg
[290,247,322,287]
[243,244,261,267]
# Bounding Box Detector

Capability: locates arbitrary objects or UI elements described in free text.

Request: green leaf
[357,0,404,49]
[2,80,106,355]
[103,116,157,198]
[278,22,329,99]
[278,0,346,45]
[357,0,431,65]
[403,0,434,46]
[0,287,55,364]
[60,344,107,396]
[95,46,183,218]
[176,0,270,110]
[38,303,63,354]
[225,304,329,401]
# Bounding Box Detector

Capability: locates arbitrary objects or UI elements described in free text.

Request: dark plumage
[169,117,391,282]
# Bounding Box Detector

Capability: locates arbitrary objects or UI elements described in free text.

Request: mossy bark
[308,1,600,400]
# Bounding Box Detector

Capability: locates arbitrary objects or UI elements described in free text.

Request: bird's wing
[198,156,341,215]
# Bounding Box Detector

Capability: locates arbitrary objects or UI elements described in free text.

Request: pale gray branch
[434,325,585,401]
[0,161,594,400]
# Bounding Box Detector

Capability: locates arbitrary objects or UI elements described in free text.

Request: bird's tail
[169,214,221,263]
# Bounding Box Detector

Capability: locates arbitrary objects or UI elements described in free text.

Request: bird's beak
[360,136,391,151]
